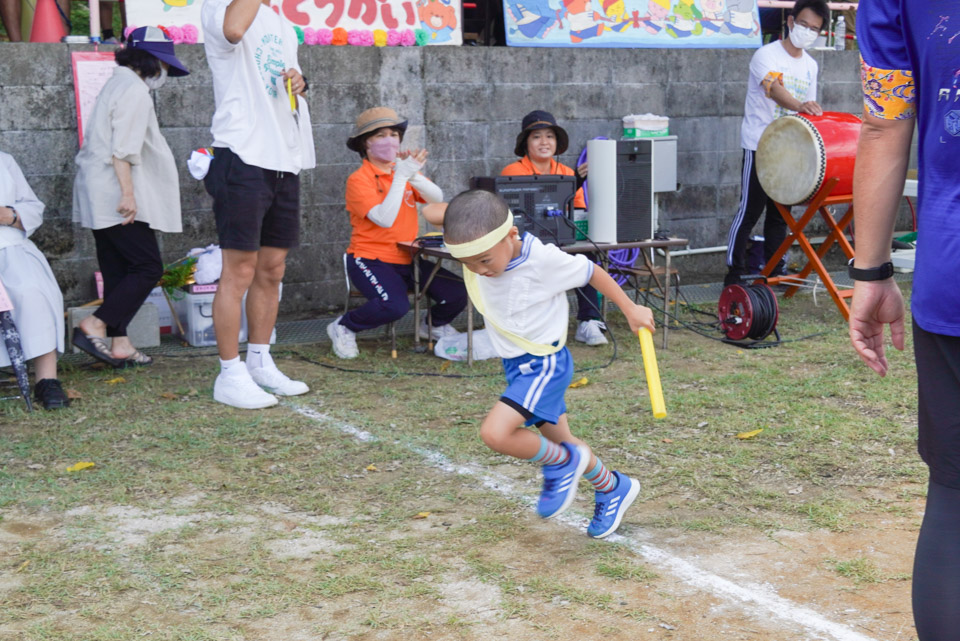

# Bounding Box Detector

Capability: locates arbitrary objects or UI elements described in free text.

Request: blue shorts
[500,347,574,426]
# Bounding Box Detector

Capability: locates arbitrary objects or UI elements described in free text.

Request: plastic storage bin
[173,286,278,347]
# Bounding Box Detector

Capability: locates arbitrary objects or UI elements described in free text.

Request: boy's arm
[588,265,655,334]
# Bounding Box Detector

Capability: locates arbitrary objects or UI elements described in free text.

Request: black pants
[342,254,467,333]
[575,283,602,321]
[92,221,163,337]
[911,321,960,640]
[725,149,787,277]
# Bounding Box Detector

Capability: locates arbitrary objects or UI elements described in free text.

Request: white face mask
[144,67,168,91]
[789,23,819,49]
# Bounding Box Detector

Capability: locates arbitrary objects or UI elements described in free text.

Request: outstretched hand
[849,279,906,377]
[397,148,428,165]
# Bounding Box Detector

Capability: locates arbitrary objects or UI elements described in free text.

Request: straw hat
[346,107,408,152]
[514,110,569,157]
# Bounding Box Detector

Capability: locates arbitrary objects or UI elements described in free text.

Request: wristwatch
[5,206,17,227]
[848,258,894,281]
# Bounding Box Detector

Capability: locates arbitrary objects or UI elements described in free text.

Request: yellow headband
[445,212,514,258]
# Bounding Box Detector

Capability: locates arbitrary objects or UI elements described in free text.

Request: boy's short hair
[792,0,829,28]
[444,190,511,245]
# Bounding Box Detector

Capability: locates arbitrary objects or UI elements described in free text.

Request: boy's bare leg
[479,401,542,459]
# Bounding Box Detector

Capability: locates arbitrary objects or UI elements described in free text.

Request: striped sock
[584,458,618,493]
[527,437,570,466]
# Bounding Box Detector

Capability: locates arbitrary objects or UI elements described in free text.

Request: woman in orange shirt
[501,110,606,347]
[326,107,467,359]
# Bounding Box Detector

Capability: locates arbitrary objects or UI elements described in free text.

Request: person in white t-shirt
[723,0,828,287]
[201,0,317,410]
[443,189,655,540]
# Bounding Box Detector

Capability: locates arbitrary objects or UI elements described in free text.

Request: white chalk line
[289,403,878,641]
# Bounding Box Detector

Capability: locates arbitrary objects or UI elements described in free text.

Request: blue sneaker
[587,471,640,538]
[537,443,589,519]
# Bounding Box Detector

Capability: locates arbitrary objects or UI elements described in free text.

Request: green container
[622,126,670,139]
[574,219,588,241]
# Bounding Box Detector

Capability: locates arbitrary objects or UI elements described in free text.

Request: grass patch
[828,556,912,585]
[0,286,924,638]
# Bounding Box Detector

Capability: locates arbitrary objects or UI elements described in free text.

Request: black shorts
[204,147,300,252]
[915,319,960,489]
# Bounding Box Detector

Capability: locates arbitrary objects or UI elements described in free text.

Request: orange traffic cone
[29,0,67,42]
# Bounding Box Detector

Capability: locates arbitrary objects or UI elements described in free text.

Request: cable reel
[717,283,780,345]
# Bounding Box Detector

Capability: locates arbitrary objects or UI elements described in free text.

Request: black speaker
[615,140,654,242]
[470,175,577,246]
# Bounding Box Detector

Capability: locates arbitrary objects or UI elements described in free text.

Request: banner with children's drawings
[125,0,462,45]
[504,0,761,48]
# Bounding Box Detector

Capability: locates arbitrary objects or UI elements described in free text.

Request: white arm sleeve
[366,175,409,228]
[408,173,443,203]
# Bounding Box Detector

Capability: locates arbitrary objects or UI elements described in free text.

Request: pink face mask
[367,137,400,163]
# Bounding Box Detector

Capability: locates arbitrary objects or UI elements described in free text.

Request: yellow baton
[287,77,296,112]
[638,328,667,419]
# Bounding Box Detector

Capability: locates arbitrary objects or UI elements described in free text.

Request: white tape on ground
[289,404,878,641]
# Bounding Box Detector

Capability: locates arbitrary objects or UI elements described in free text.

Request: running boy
[443,189,655,538]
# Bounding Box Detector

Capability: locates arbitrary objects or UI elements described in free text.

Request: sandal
[116,350,154,368]
[72,328,122,368]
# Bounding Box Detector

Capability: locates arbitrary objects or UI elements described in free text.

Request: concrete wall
[0,44,865,315]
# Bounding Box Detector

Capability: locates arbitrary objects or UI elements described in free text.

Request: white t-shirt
[740,41,819,151]
[473,233,595,359]
[201,0,316,174]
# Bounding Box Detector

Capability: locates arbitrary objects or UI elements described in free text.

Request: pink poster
[71,51,118,147]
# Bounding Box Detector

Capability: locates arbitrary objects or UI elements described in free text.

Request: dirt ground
[1,401,920,640]
[0,295,924,640]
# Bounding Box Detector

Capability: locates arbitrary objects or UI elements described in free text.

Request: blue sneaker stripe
[588,472,641,538]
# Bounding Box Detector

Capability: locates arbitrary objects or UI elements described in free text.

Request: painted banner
[125,0,462,45]
[504,0,761,47]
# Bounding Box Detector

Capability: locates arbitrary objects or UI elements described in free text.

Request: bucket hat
[514,110,569,157]
[127,26,189,77]
[346,107,409,152]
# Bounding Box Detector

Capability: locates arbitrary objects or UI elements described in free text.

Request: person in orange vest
[326,107,467,359]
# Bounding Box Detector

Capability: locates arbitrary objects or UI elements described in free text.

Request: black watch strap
[848,258,894,281]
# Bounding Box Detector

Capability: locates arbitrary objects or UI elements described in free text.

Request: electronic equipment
[470,175,578,246]
[614,137,677,242]
[615,140,654,242]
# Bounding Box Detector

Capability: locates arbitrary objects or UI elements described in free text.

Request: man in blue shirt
[853,3,960,638]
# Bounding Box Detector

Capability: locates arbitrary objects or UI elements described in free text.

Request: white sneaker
[575,319,608,346]
[213,363,279,409]
[327,316,358,359]
[419,320,461,341]
[249,363,309,396]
